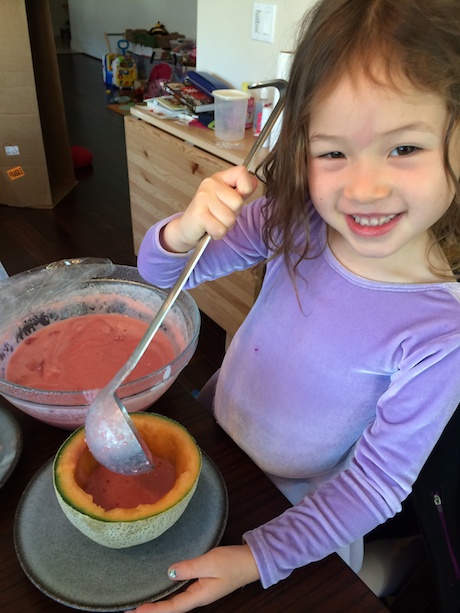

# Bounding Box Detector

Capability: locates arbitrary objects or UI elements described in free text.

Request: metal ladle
[84,79,288,475]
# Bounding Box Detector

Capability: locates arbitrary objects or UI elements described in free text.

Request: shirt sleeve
[244,333,460,588]
[137,197,269,289]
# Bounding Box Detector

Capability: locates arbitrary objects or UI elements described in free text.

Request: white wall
[196,1,317,88]
[68,0,197,58]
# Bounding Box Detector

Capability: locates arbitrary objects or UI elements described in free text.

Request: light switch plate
[252,3,276,43]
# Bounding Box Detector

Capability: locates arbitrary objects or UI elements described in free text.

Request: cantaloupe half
[53,413,202,548]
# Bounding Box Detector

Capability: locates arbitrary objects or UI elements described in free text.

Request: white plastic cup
[213,89,250,141]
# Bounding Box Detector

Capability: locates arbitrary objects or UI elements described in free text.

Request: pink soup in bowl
[0,265,200,429]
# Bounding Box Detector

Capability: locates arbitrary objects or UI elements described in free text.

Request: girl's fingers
[206,166,258,207]
[199,168,258,235]
[162,166,259,250]
[126,580,217,613]
[125,546,259,613]
[222,165,259,199]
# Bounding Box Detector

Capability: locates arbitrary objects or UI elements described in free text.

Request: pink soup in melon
[83,454,175,510]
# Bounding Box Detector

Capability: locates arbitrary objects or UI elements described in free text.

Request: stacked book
[164,71,230,114]
[163,82,214,113]
[145,95,193,119]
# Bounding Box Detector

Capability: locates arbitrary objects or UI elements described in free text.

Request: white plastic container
[213,89,250,141]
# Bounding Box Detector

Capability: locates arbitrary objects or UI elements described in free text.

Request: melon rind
[53,412,202,548]
[53,477,198,548]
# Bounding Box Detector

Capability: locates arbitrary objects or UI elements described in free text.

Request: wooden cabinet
[125,108,266,338]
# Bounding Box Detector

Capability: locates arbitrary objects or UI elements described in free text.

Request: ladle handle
[243,79,287,169]
[107,80,288,393]
[107,233,211,391]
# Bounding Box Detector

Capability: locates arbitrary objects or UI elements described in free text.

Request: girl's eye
[390,145,420,157]
[320,151,345,159]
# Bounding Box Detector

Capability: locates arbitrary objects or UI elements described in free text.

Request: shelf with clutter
[103,24,196,109]
[124,23,196,83]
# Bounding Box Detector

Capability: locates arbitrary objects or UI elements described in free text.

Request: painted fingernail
[168,567,177,580]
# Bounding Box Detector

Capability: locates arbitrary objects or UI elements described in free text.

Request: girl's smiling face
[307,70,460,283]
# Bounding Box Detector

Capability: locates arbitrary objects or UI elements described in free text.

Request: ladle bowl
[0,265,200,430]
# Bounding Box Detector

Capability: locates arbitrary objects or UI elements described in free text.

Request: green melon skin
[52,413,202,549]
[53,478,198,548]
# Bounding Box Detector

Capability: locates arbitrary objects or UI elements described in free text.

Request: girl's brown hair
[261,0,460,277]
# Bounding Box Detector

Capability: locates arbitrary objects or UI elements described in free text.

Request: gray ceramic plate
[14,453,228,611]
[0,401,22,488]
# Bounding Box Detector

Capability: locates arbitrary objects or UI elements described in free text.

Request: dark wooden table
[0,382,389,612]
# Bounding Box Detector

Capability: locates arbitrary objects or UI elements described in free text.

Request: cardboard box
[0,0,76,208]
[125,29,185,50]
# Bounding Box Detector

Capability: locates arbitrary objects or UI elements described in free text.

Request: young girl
[129,0,460,610]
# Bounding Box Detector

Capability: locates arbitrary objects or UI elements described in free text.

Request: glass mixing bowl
[0,265,200,429]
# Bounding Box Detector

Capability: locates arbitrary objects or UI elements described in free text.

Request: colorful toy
[102,36,137,88]
[144,62,172,99]
[102,53,122,86]
[149,22,169,36]
[112,55,138,89]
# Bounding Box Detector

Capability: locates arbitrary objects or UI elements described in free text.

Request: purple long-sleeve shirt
[138,197,460,588]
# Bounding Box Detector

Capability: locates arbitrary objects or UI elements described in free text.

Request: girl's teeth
[352,214,396,227]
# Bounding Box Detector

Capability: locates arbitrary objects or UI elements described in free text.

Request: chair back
[410,404,460,612]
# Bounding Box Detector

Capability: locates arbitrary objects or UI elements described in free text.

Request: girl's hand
[161,166,258,253]
[125,545,260,613]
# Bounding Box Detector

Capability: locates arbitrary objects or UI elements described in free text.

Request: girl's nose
[343,163,390,203]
